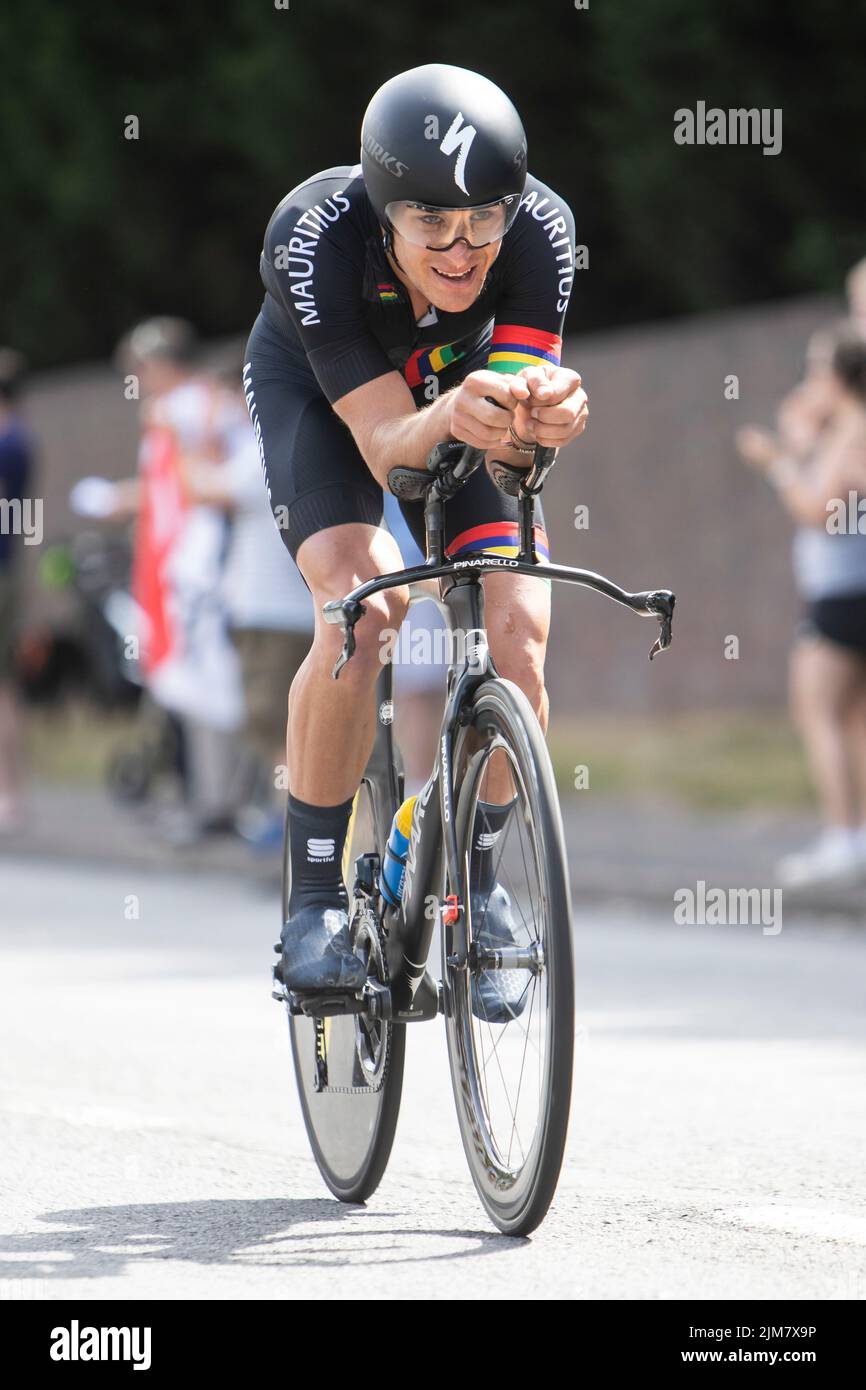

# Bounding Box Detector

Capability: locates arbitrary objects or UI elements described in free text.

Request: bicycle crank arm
[279,974,434,1023]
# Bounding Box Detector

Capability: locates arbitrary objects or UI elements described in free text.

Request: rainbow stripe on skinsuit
[487,324,562,375]
[404,340,467,388]
[377,281,400,303]
[446,521,551,562]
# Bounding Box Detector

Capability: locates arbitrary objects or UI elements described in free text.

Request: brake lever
[644,590,676,661]
[322,597,366,679]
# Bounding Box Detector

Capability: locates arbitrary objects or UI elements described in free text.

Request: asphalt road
[1,856,864,1301]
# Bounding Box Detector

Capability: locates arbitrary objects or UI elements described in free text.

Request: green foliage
[1,0,864,367]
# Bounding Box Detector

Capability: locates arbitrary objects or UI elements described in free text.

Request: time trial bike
[272,437,675,1235]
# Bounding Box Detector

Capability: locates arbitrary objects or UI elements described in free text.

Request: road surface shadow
[0,1198,515,1284]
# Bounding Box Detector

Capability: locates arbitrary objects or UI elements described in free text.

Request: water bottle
[380,795,416,907]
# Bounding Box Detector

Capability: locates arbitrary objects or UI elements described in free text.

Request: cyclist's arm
[332,369,521,490]
[485,178,585,452]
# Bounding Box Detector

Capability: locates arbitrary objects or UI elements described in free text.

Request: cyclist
[245,64,588,1012]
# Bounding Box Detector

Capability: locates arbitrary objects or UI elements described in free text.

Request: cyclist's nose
[433,237,476,260]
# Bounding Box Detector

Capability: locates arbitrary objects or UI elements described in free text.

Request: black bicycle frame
[386,575,491,1019]
[324,443,676,1023]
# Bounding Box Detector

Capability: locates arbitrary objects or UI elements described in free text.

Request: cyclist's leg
[245,314,409,799]
[398,460,552,738]
[291,521,409,805]
[244,315,408,988]
[448,476,551,828]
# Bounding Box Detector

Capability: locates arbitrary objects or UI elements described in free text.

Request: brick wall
[17,294,841,710]
[548,293,841,713]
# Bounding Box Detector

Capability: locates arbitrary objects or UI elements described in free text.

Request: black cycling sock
[470,798,517,895]
[287,793,354,916]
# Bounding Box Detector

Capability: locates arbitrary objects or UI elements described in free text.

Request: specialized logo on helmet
[424,111,477,195]
[440,113,477,195]
[363,131,407,178]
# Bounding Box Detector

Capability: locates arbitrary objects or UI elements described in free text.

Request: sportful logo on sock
[307,837,336,861]
[475,830,502,850]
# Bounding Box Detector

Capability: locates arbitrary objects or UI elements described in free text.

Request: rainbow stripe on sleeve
[403,340,466,388]
[487,324,562,375]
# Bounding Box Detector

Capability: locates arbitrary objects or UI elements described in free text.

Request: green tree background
[1,0,864,367]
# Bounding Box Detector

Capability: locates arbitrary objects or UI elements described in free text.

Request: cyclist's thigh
[244,313,384,564]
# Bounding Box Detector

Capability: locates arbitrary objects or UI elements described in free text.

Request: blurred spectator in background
[738,319,866,887]
[847,257,866,338]
[180,363,315,848]
[0,349,33,832]
[71,319,246,842]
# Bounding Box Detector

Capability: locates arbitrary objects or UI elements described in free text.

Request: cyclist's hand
[448,370,529,449]
[512,364,589,448]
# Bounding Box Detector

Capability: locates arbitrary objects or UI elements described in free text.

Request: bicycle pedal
[289,991,366,1019]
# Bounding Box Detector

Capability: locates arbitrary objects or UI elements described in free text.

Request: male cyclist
[245,64,588,1011]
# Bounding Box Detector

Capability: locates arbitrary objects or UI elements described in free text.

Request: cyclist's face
[391,228,502,312]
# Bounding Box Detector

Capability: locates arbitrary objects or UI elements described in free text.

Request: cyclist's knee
[487,590,549,703]
[495,641,547,706]
[334,587,410,679]
[298,528,409,681]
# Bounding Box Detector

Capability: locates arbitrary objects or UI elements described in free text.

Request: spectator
[72,319,246,840]
[182,365,315,845]
[0,349,33,832]
[846,257,866,338]
[737,325,866,886]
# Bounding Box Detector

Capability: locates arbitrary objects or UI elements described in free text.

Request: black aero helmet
[361,64,527,245]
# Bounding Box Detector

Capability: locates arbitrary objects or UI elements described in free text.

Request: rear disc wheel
[284,780,406,1203]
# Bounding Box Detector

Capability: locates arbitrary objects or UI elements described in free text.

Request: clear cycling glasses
[385,195,520,250]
